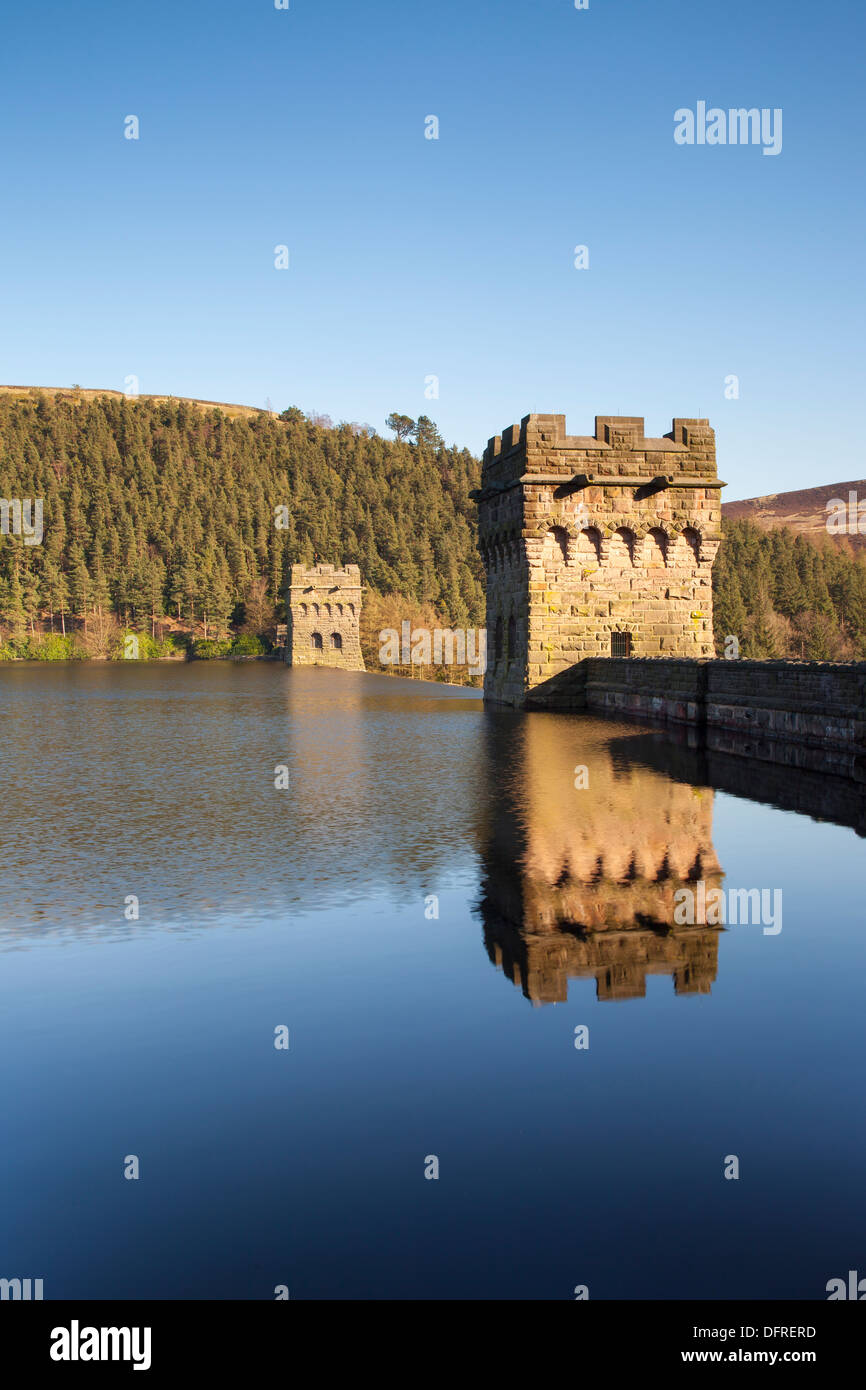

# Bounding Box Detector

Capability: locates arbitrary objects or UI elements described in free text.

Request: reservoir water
[1,663,863,1299]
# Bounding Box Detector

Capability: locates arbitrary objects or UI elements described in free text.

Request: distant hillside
[723,480,866,551]
[0,384,271,421]
[0,388,484,658]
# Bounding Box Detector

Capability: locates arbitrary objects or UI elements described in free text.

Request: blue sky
[1,0,863,498]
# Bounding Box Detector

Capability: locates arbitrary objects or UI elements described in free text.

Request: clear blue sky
[1,0,862,499]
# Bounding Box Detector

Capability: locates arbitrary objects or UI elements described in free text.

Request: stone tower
[286,563,365,670]
[474,414,723,706]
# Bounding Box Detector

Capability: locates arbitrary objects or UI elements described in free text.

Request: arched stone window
[645,528,668,567]
[495,615,504,662]
[541,526,569,573]
[507,615,516,662]
[323,603,332,617]
[608,527,635,566]
[330,632,343,650]
[336,603,344,615]
[576,527,602,563]
[682,527,701,562]
[311,632,323,650]
[347,604,355,616]
[299,603,307,615]
[312,603,320,616]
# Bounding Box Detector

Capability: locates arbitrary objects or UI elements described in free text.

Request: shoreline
[0,655,478,688]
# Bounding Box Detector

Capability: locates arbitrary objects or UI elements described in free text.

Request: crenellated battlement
[289,562,362,589]
[482,413,715,474]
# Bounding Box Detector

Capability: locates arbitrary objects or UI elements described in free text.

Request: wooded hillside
[0,391,484,654]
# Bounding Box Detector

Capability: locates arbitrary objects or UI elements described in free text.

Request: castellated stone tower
[474,414,723,706]
[286,564,365,670]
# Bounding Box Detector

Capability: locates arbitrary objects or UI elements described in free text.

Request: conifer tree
[3,559,27,637]
[68,543,92,633]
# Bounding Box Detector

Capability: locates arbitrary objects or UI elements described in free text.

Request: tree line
[713,519,866,660]
[1,389,863,665]
[0,392,484,656]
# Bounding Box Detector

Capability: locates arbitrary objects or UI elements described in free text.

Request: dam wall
[525,658,866,782]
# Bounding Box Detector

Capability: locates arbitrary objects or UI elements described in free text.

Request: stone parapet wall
[706,660,866,779]
[526,657,866,780]
[582,656,708,724]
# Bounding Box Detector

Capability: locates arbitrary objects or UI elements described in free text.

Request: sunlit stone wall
[474,414,722,707]
[286,564,365,670]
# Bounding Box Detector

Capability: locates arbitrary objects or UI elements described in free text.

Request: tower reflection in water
[478,713,725,1004]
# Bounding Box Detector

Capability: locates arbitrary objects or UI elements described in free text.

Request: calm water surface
[0,663,863,1299]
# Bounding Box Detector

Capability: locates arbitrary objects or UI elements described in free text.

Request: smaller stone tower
[286,564,365,670]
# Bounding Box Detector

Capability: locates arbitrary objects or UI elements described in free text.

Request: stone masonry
[473,414,723,706]
[286,564,365,670]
